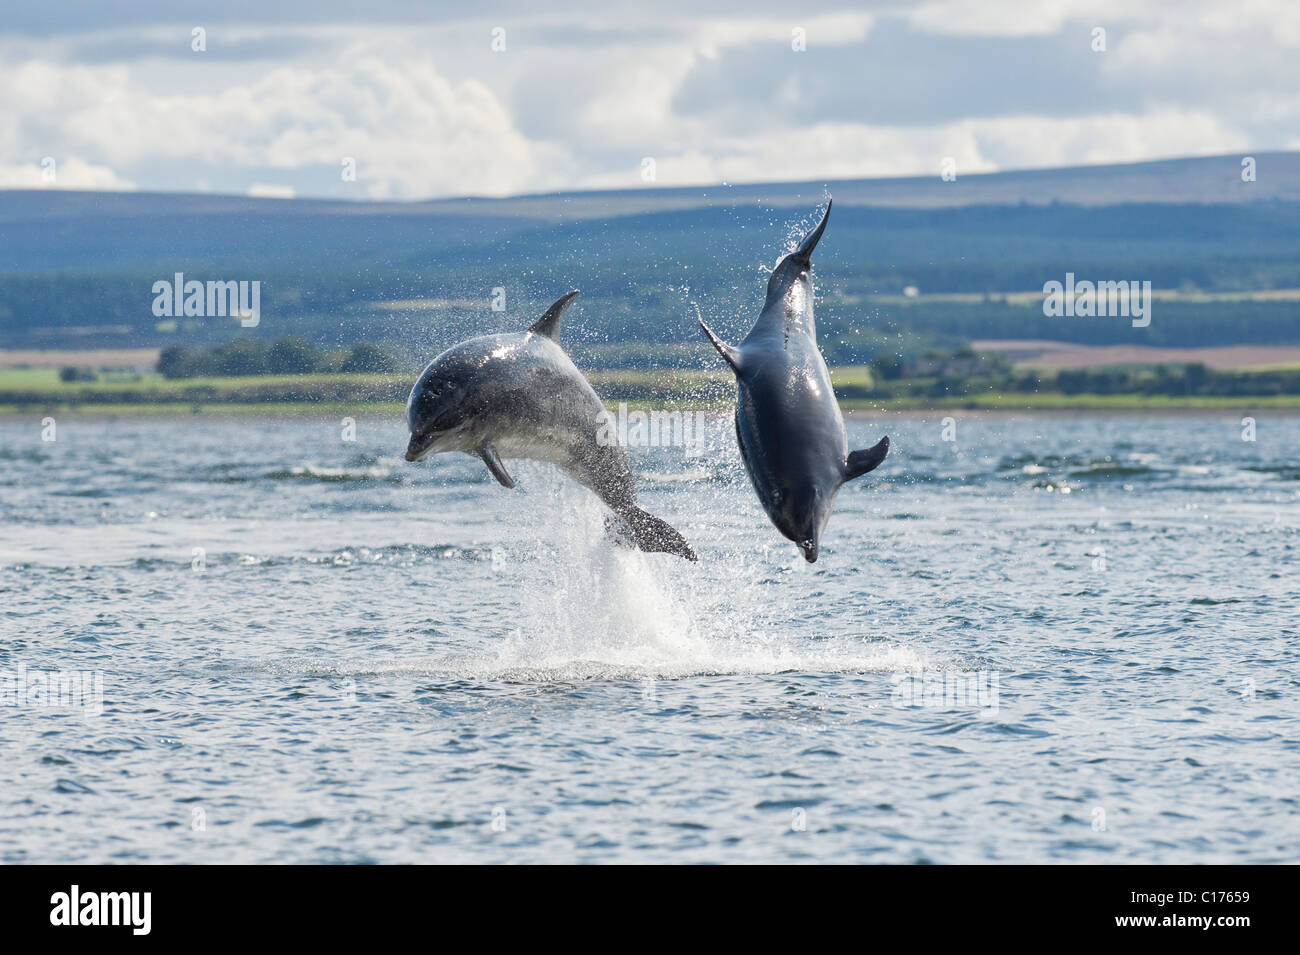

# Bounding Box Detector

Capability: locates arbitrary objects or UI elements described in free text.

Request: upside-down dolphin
[405,290,696,561]
[697,201,889,562]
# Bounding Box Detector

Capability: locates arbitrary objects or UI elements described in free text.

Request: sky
[2,0,1298,200]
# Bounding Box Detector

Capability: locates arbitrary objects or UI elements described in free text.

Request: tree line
[865,351,1300,399]
[157,338,397,378]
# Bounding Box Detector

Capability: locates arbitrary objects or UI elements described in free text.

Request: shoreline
[4,398,1299,420]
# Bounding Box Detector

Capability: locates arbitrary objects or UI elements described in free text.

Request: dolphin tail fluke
[794,199,831,263]
[844,436,889,482]
[611,504,697,561]
[694,303,741,374]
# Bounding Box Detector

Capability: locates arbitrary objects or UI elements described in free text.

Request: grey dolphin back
[694,201,833,369]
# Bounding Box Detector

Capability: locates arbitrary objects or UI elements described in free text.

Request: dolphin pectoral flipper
[695,304,741,374]
[478,442,516,488]
[844,436,890,482]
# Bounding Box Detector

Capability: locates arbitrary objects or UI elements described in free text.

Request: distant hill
[466,149,1300,214]
[2,152,1299,360]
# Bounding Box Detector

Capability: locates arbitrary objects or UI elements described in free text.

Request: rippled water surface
[1,413,1298,863]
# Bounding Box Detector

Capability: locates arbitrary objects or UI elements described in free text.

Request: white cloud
[0,7,1293,200]
[690,12,875,56]
[578,123,990,190]
[247,182,296,199]
[575,109,1246,191]
[0,157,135,190]
[964,109,1248,168]
[1,43,562,199]
[577,13,876,149]
[906,0,1170,37]
[906,0,1300,50]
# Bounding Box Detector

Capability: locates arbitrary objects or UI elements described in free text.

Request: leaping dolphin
[697,201,889,562]
[405,290,696,561]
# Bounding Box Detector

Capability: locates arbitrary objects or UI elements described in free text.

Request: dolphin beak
[798,538,818,563]
[405,432,434,462]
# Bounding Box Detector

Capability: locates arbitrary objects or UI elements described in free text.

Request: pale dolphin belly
[735,331,848,527]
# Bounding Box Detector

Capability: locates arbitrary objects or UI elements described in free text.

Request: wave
[1243,465,1300,481]
[1,544,498,574]
[264,463,401,483]
[271,641,951,683]
[1067,464,1161,480]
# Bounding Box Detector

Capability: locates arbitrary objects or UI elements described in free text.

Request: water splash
[275,473,948,683]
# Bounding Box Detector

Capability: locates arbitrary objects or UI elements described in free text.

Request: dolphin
[405,290,696,561]
[697,200,889,562]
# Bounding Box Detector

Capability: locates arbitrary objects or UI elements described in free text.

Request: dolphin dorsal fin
[528,289,579,341]
[793,199,831,264]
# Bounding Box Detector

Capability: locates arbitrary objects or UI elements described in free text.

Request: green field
[4,364,1300,415]
[0,368,407,405]
[840,392,1300,411]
